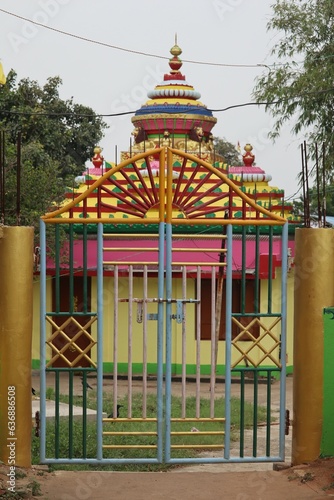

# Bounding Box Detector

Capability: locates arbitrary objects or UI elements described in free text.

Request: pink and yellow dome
[131,43,217,147]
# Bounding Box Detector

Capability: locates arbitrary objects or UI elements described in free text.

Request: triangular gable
[42,147,286,227]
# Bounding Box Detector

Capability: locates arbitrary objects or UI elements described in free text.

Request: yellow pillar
[0,226,34,468]
[292,228,334,465]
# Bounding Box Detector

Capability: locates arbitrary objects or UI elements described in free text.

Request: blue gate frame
[39,147,288,465]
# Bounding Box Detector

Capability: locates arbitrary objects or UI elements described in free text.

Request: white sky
[0,0,304,200]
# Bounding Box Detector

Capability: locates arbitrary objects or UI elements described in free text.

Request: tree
[0,70,107,253]
[3,141,65,226]
[213,137,241,165]
[0,70,107,180]
[293,184,334,218]
[252,0,334,173]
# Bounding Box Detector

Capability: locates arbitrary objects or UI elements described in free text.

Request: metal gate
[39,147,288,465]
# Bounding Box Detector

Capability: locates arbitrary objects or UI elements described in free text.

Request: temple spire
[130,41,217,156]
[169,39,183,74]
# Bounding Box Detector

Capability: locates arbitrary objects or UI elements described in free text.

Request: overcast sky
[0,0,304,200]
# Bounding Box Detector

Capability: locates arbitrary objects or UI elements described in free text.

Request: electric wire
[1,85,334,119]
[4,6,334,72]
[4,7,334,70]
[0,7,266,69]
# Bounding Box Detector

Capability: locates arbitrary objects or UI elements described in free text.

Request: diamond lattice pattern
[45,316,97,368]
[231,316,281,368]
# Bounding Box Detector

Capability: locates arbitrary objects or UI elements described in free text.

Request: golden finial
[169,36,182,74]
[170,34,182,57]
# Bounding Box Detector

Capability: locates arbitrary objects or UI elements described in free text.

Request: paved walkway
[41,469,329,499]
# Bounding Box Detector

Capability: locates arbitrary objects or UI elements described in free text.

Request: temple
[29,42,318,468]
[34,43,297,378]
[65,42,295,229]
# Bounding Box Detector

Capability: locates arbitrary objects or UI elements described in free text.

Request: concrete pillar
[0,226,34,467]
[292,228,334,465]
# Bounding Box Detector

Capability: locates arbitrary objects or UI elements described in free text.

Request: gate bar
[128,265,133,416]
[279,222,288,459]
[210,266,216,416]
[113,264,119,416]
[96,222,104,460]
[157,221,165,462]
[165,146,173,461]
[104,234,228,240]
[104,247,227,253]
[224,224,233,459]
[181,267,187,418]
[39,220,47,462]
[142,265,148,418]
[196,266,201,419]
[165,221,173,462]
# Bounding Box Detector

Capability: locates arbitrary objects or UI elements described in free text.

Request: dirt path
[0,464,331,499]
[2,376,333,498]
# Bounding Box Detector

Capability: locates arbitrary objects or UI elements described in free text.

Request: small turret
[242,144,255,167]
[92,146,104,169]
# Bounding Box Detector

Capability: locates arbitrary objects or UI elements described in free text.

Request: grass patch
[32,391,269,471]
[14,469,27,479]
[27,480,42,496]
[323,482,334,491]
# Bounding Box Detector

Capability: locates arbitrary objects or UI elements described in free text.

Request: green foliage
[253,0,334,173]
[0,71,107,180]
[292,183,334,217]
[14,470,27,479]
[27,480,42,496]
[0,70,107,247]
[3,150,71,250]
[4,148,64,227]
[213,137,241,165]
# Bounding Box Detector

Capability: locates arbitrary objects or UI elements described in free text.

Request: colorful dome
[131,43,217,151]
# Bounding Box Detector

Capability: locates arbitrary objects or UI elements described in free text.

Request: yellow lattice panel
[231,316,281,368]
[45,316,97,368]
